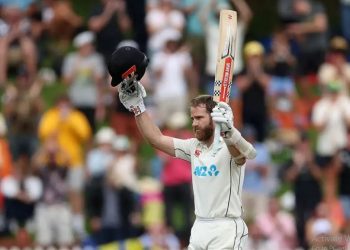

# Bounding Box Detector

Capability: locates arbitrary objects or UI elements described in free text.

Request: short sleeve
[173,138,196,162]
[94,54,106,77]
[62,54,75,78]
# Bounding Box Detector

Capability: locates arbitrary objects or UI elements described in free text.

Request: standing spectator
[341,0,350,43]
[255,197,297,250]
[3,72,44,164]
[62,31,106,132]
[0,5,37,85]
[338,128,350,233]
[266,29,297,130]
[146,0,185,55]
[85,127,116,242]
[150,29,195,127]
[318,36,350,95]
[41,0,82,48]
[38,94,92,239]
[279,0,328,77]
[312,82,350,202]
[158,112,193,247]
[0,151,42,246]
[283,132,322,249]
[242,125,272,221]
[32,136,74,247]
[88,0,130,63]
[236,41,271,141]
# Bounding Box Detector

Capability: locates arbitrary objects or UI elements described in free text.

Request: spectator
[305,201,344,249]
[338,128,350,233]
[146,0,185,55]
[266,29,297,130]
[245,221,278,250]
[85,127,116,241]
[41,0,82,49]
[236,41,271,141]
[279,0,328,77]
[318,36,350,95]
[311,81,350,202]
[62,31,107,132]
[0,151,42,247]
[283,132,322,249]
[242,125,272,221]
[158,112,193,246]
[38,94,92,239]
[139,222,181,250]
[85,134,140,246]
[0,112,13,179]
[255,197,297,250]
[88,0,130,63]
[3,71,44,163]
[32,135,74,247]
[341,0,350,43]
[0,5,37,85]
[150,28,195,127]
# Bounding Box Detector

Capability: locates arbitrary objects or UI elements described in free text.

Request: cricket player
[108,46,255,250]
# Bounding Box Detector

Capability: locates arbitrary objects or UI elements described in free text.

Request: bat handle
[212,123,221,154]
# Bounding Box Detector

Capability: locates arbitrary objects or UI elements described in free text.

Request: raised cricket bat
[212,10,237,149]
[212,10,256,159]
[213,9,237,104]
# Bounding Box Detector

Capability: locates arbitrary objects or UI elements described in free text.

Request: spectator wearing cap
[84,127,117,245]
[312,81,350,202]
[62,31,107,132]
[318,36,350,96]
[150,28,195,127]
[236,41,271,142]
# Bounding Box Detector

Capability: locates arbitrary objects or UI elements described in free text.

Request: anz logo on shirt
[193,165,220,177]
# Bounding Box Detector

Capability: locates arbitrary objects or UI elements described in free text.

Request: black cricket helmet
[107,46,149,87]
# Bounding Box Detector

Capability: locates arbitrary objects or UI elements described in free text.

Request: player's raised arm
[107,46,175,157]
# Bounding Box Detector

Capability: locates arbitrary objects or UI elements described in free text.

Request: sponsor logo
[194,165,220,177]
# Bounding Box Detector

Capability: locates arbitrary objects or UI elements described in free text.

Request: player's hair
[190,95,217,114]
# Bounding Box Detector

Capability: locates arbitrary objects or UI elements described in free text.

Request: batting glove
[118,81,147,116]
[211,102,234,138]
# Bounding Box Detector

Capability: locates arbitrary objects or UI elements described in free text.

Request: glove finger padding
[211,102,234,138]
[118,81,146,116]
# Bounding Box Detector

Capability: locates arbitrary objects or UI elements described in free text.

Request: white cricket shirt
[173,138,245,218]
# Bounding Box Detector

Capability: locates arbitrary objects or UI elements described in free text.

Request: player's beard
[194,123,214,142]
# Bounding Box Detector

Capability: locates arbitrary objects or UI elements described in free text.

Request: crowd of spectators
[0,0,349,249]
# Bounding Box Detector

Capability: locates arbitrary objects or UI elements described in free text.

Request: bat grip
[212,123,221,154]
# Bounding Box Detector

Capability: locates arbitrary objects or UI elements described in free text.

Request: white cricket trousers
[188,217,248,250]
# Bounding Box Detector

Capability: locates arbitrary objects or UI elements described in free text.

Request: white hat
[113,135,130,151]
[95,127,116,145]
[73,31,95,48]
[117,40,139,50]
[158,28,182,49]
